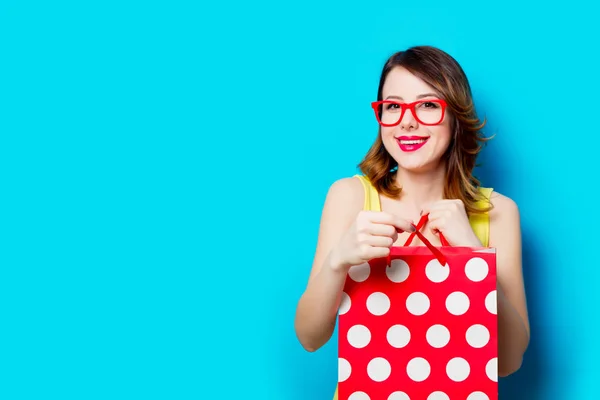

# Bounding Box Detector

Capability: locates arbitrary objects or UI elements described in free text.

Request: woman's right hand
[329,210,415,272]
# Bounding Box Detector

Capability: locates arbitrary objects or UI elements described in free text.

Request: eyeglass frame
[370,99,448,127]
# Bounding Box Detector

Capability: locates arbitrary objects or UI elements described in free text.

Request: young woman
[294,46,530,399]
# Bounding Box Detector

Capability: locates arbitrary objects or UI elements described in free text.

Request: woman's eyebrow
[384,93,439,100]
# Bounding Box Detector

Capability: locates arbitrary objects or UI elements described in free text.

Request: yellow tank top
[332,174,493,400]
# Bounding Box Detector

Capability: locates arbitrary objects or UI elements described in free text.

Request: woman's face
[379,66,453,174]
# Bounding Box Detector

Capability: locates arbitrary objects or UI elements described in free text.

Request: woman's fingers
[366,223,397,238]
[365,235,395,248]
[362,211,415,233]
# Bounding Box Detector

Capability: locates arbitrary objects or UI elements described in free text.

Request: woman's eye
[385,103,400,110]
[421,101,439,108]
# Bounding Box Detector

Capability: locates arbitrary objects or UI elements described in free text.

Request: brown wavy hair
[358,45,493,214]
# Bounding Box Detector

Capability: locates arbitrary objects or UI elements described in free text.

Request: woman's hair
[358,46,492,214]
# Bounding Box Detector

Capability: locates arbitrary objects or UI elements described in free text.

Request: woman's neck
[393,165,446,211]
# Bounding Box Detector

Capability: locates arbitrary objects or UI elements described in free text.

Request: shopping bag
[337,215,497,400]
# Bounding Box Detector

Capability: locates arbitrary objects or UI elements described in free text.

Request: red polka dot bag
[337,214,498,400]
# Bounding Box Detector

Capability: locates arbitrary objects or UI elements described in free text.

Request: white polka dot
[425,258,449,283]
[387,324,411,348]
[466,324,490,348]
[406,357,430,382]
[467,392,490,400]
[347,324,371,348]
[367,357,391,382]
[348,262,370,282]
[486,358,498,382]
[388,392,410,400]
[465,257,489,282]
[349,392,370,400]
[446,357,470,382]
[338,358,351,382]
[485,290,497,315]
[406,292,430,315]
[426,324,450,348]
[366,292,390,316]
[427,392,450,400]
[339,292,351,315]
[445,291,470,315]
[387,259,410,282]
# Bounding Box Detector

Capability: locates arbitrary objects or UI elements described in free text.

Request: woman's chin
[396,159,438,174]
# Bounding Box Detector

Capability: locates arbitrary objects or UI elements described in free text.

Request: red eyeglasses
[371,99,447,127]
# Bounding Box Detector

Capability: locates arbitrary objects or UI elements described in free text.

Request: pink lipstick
[396,136,429,152]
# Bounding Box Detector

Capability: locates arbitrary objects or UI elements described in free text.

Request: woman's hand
[420,199,482,247]
[329,211,415,272]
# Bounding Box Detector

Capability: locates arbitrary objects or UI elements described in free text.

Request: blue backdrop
[1,1,598,399]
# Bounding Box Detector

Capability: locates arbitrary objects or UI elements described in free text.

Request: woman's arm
[294,177,363,352]
[489,193,531,377]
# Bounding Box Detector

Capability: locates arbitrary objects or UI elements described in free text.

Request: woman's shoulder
[488,190,519,215]
[328,175,363,189]
[326,175,365,199]
[487,190,520,229]
[322,175,365,214]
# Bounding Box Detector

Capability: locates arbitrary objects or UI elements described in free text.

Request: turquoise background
[1,1,598,399]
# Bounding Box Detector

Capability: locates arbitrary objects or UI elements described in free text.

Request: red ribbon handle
[404,214,450,247]
[390,214,449,266]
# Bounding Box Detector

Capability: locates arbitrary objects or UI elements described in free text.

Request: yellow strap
[354,175,381,212]
[468,187,493,247]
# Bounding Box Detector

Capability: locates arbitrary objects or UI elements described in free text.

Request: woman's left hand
[420,199,482,247]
